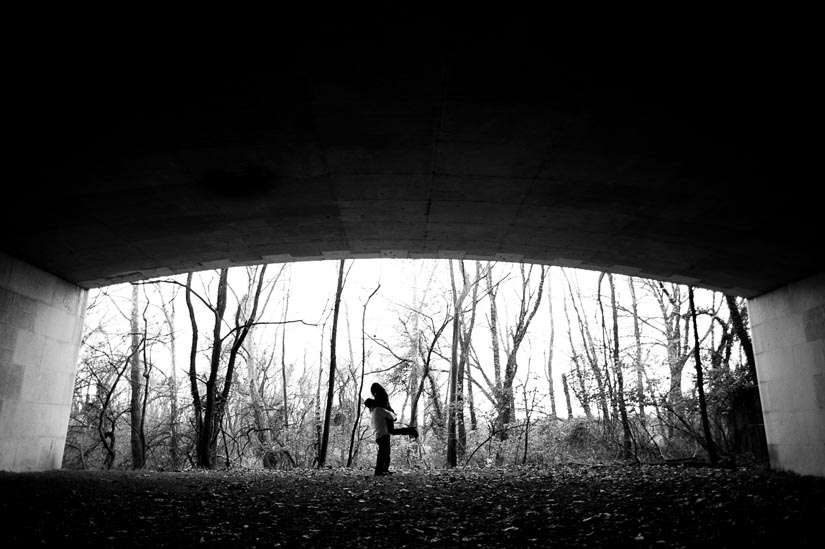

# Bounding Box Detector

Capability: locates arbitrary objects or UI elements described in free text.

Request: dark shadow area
[1,465,822,548]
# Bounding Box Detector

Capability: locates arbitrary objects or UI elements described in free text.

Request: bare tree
[649,281,692,411]
[347,283,380,467]
[186,267,268,469]
[409,311,451,436]
[627,277,646,418]
[241,265,285,462]
[129,283,146,469]
[648,280,718,441]
[158,284,181,469]
[281,276,292,430]
[689,286,717,464]
[600,272,632,459]
[564,294,592,419]
[725,295,756,383]
[319,259,346,467]
[564,270,609,421]
[545,268,557,417]
[488,263,546,441]
[447,260,473,467]
[561,373,574,418]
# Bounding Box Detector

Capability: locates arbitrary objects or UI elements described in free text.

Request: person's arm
[384,409,398,434]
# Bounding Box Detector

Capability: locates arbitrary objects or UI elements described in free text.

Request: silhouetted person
[365,397,395,476]
[370,383,418,439]
[365,384,418,476]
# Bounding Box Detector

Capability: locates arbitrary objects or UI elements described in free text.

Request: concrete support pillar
[749,271,825,477]
[0,253,87,471]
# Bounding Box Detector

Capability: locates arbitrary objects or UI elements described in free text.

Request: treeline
[63,260,766,471]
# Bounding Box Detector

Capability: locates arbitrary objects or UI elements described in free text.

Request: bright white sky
[88,259,720,423]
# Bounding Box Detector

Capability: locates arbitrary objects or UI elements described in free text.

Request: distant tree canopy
[63,259,765,471]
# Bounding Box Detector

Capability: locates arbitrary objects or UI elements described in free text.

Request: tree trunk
[456,261,481,459]
[652,281,691,439]
[281,281,291,431]
[246,343,273,449]
[689,286,717,465]
[466,358,478,431]
[561,373,574,419]
[427,370,444,437]
[726,295,757,384]
[566,271,609,422]
[605,273,632,459]
[198,269,229,468]
[447,260,470,467]
[628,278,645,418]
[546,269,557,417]
[347,284,380,466]
[486,264,503,408]
[184,273,204,465]
[129,284,146,469]
[319,259,346,467]
[161,293,180,469]
[410,314,450,430]
[189,267,263,469]
[497,264,546,439]
[564,295,592,419]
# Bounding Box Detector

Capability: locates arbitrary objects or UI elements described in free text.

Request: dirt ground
[1,464,822,548]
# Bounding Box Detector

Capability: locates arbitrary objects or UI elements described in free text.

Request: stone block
[766,410,821,445]
[0,253,13,287]
[51,282,87,316]
[815,374,825,410]
[0,362,24,400]
[0,288,12,310]
[29,403,73,438]
[0,305,34,333]
[12,330,44,368]
[752,315,807,354]
[8,261,56,305]
[23,369,74,406]
[21,367,58,405]
[0,309,13,327]
[34,305,77,343]
[0,324,18,351]
[72,314,86,345]
[754,347,793,382]
[15,310,35,332]
[0,438,17,471]
[759,377,816,414]
[786,273,825,313]
[804,305,825,341]
[748,286,793,324]
[13,436,60,471]
[0,399,24,438]
[43,339,82,374]
[791,341,825,378]
[11,293,37,314]
[772,442,825,478]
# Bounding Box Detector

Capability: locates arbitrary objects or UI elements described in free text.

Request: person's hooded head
[370,383,392,410]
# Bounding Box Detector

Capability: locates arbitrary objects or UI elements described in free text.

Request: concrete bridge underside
[1,16,823,474]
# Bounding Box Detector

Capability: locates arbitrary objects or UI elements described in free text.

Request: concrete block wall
[0,252,87,471]
[749,271,825,477]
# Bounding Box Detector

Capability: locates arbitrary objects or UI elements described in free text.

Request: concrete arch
[2,17,823,474]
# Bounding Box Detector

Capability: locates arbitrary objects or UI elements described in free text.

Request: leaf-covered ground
[1,464,822,548]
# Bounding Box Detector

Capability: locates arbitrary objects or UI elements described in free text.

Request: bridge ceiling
[4,15,821,297]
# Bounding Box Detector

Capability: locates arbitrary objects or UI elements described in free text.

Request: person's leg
[375,435,390,475]
[388,420,418,439]
[382,435,392,473]
[394,426,418,439]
